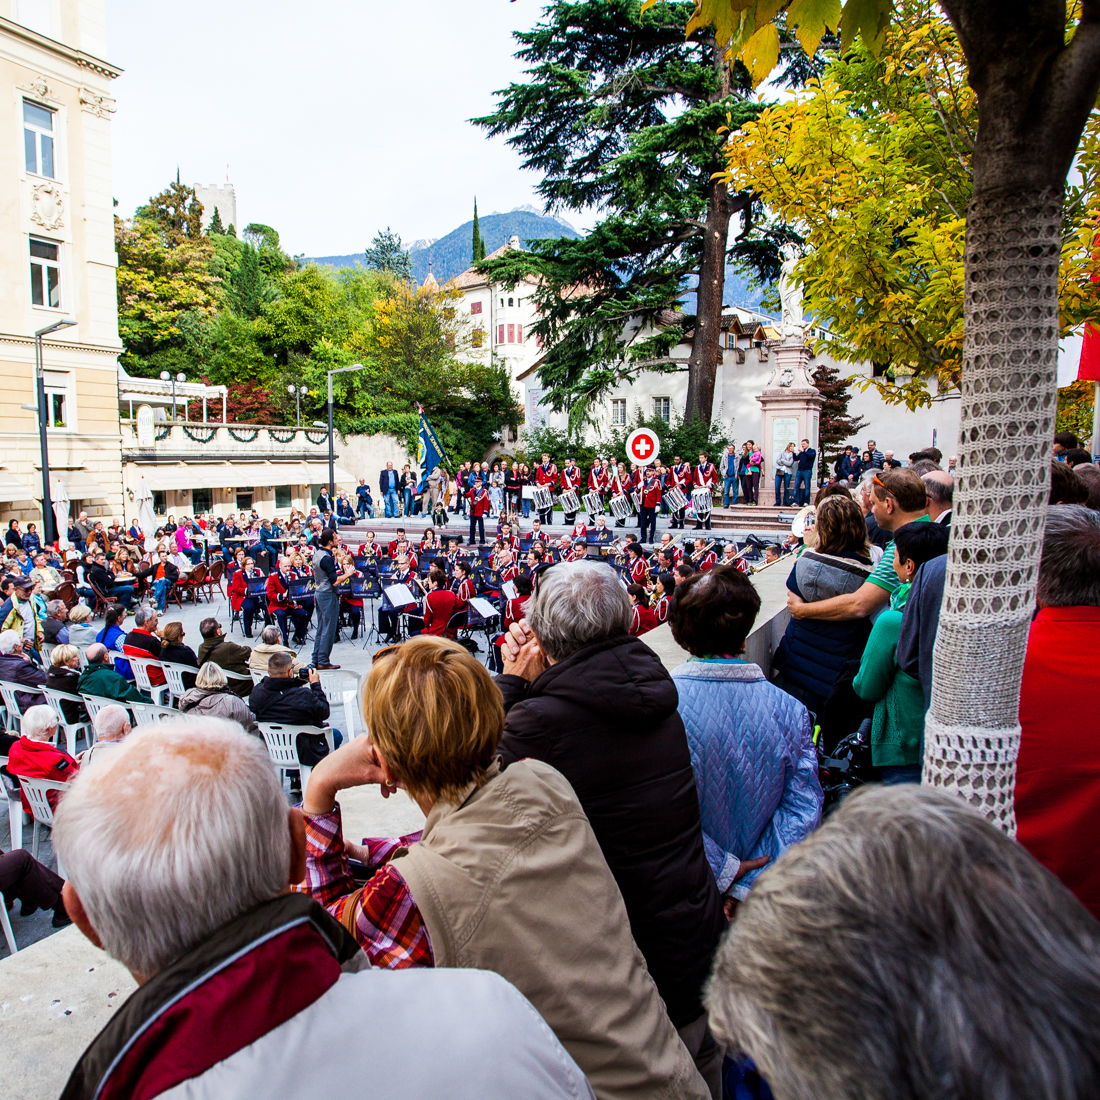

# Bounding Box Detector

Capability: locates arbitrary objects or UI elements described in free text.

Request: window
[611,398,627,426]
[516,325,524,343]
[23,100,55,179]
[652,396,671,423]
[152,490,167,515]
[507,324,515,343]
[30,237,61,308]
[507,297,514,307]
[497,324,505,344]
[275,485,292,509]
[470,301,482,315]
[872,361,889,378]
[191,488,213,514]
[236,489,254,512]
[43,370,70,428]
[472,328,485,348]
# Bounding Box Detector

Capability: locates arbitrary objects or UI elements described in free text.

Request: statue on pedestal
[778,244,806,344]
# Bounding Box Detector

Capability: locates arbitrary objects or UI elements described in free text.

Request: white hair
[22,704,59,741]
[527,560,631,662]
[0,630,21,655]
[53,719,290,979]
[93,704,130,742]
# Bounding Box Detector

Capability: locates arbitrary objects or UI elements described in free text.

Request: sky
[105,0,567,257]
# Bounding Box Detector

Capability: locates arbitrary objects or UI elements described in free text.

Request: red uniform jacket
[228,569,256,612]
[422,588,461,639]
[641,476,663,509]
[698,550,718,572]
[466,488,491,517]
[694,462,718,488]
[503,594,531,631]
[357,542,381,559]
[629,557,650,586]
[7,736,78,813]
[265,570,298,610]
[1016,606,1100,921]
[629,603,656,637]
[588,466,605,492]
[535,463,558,487]
[454,577,477,609]
[559,466,582,491]
[669,463,691,490]
[653,594,670,624]
[498,563,519,585]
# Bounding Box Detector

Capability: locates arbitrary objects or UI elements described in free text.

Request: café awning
[0,468,36,502]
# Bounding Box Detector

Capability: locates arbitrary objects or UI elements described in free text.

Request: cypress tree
[207,207,224,235]
[472,199,486,262]
[811,362,869,470]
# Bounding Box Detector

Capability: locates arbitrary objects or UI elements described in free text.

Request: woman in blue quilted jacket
[670,565,823,906]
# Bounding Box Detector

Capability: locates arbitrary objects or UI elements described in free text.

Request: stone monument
[757,247,823,506]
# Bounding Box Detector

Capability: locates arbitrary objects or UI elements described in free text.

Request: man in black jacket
[249,651,334,764]
[495,559,726,1096]
[88,552,135,608]
[0,627,46,712]
[196,617,253,698]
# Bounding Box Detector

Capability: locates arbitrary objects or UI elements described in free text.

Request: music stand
[357,574,383,646]
[466,596,501,667]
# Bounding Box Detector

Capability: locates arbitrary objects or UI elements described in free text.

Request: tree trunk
[684,174,731,428]
[923,1,1100,830]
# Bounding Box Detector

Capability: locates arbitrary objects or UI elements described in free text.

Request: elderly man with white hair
[497,559,726,1096]
[0,627,47,714]
[53,719,595,1100]
[6,704,78,813]
[80,704,131,770]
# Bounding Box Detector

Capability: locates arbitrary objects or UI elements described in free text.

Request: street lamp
[159,370,186,421]
[35,318,77,545]
[326,363,368,494]
[287,384,308,427]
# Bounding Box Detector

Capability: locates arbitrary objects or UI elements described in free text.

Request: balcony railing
[121,420,333,456]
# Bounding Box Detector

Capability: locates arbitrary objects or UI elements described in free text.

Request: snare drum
[609,494,632,519]
[582,491,605,516]
[631,490,642,511]
[560,489,581,514]
[663,486,689,512]
[691,487,713,517]
[532,486,554,513]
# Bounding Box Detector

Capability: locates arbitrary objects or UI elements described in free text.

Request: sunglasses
[872,474,895,498]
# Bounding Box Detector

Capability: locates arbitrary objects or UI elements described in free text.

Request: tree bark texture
[924,1,1100,830]
[684,174,732,427]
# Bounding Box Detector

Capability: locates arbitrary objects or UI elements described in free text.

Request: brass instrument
[690,540,716,564]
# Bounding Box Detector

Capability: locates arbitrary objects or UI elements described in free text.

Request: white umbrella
[52,477,70,551]
[137,477,157,546]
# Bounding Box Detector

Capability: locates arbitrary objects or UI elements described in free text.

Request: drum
[663,486,689,512]
[582,491,605,516]
[560,489,581,514]
[691,487,713,517]
[532,486,554,513]
[631,490,642,511]
[609,494,632,519]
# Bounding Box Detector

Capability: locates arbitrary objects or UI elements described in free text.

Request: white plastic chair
[0,891,17,955]
[259,723,309,788]
[39,686,93,757]
[1,763,24,850]
[126,655,171,707]
[316,669,359,705]
[342,689,361,740]
[212,664,255,694]
[160,660,197,704]
[81,693,132,726]
[250,669,265,686]
[40,642,57,668]
[17,777,68,875]
[129,700,178,726]
[0,681,29,733]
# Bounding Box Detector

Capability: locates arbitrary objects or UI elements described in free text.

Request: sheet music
[469,597,500,620]
[501,580,517,600]
[383,583,417,606]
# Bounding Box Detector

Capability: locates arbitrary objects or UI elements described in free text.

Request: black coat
[45,665,86,724]
[496,634,724,1028]
[160,641,199,690]
[249,676,330,727]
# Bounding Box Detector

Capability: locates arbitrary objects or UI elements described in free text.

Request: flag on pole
[416,406,448,493]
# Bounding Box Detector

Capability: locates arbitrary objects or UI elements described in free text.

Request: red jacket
[629,557,650,586]
[7,736,78,813]
[266,570,298,610]
[668,463,691,490]
[422,588,461,638]
[535,463,557,487]
[694,463,717,488]
[560,465,582,491]
[641,476,662,509]
[466,488,491,517]
[588,467,605,492]
[454,577,477,608]
[698,550,718,572]
[653,594,670,624]
[1016,606,1100,921]
[629,604,656,637]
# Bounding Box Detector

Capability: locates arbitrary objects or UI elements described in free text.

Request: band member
[445,537,466,573]
[420,567,462,640]
[228,555,263,638]
[691,537,718,572]
[721,542,751,574]
[491,573,534,673]
[466,477,491,546]
[335,549,365,640]
[638,467,662,544]
[586,460,606,524]
[556,535,573,560]
[522,548,544,585]
[453,559,477,611]
[694,452,718,531]
[266,556,310,647]
[655,549,677,575]
[625,542,650,587]
[387,528,406,559]
[610,463,631,528]
[566,538,587,562]
[357,532,382,560]
[419,527,440,553]
[627,584,656,637]
[394,538,418,573]
[499,523,520,552]
[535,452,558,525]
[657,531,682,565]
[590,514,611,544]
[653,573,675,624]
[526,517,547,545]
[497,547,519,586]
[379,554,420,643]
[559,456,582,525]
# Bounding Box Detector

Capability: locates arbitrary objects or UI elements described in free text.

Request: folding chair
[39,686,93,756]
[41,642,57,667]
[259,723,312,789]
[127,655,171,707]
[160,660,197,706]
[16,777,69,875]
[81,693,132,726]
[1,763,25,850]
[342,689,361,740]
[129,700,178,726]
[315,668,358,706]
[0,681,30,733]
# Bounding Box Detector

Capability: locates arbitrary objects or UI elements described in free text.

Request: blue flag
[416,407,448,493]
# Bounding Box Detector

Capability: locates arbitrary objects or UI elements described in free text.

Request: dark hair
[892,521,949,570]
[626,583,648,602]
[319,529,337,548]
[199,616,221,640]
[268,650,294,676]
[1064,447,1092,467]
[669,564,761,656]
[658,573,675,598]
[103,604,126,631]
[1050,460,1089,505]
[428,566,447,588]
[908,459,940,476]
[814,483,852,506]
[513,574,534,596]
[872,468,928,513]
[814,495,870,557]
[527,549,543,563]
[909,448,942,466]
[674,562,694,580]
[455,560,472,576]
[1074,465,1100,511]
[625,542,644,558]
[1054,430,1080,450]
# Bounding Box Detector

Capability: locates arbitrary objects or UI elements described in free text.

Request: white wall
[338,430,410,485]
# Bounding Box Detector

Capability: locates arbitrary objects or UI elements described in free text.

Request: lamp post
[288,384,308,427]
[159,370,186,421]
[35,318,77,545]
[326,363,368,494]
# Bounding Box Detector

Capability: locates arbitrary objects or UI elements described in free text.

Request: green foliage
[1057,379,1095,442]
[206,207,225,235]
[134,180,206,246]
[812,361,869,467]
[243,223,280,250]
[472,199,486,263]
[226,223,237,238]
[600,408,730,465]
[515,425,600,472]
[474,0,775,426]
[364,227,413,281]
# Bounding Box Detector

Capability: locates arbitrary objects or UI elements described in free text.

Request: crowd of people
[1,427,1099,1100]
